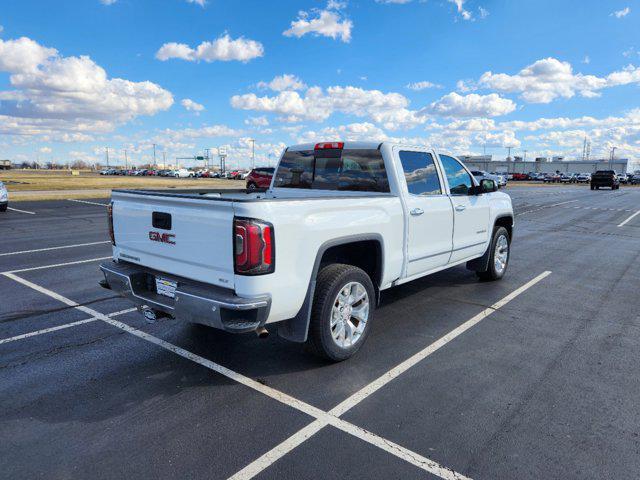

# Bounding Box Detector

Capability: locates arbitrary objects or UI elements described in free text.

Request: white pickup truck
[100,142,513,361]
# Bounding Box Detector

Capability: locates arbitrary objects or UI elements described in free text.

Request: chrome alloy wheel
[330,281,370,348]
[494,234,509,275]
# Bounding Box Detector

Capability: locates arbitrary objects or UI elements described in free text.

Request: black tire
[306,264,375,362]
[247,182,257,190]
[477,226,510,281]
[0,204,6,212]
[590,184,594,190]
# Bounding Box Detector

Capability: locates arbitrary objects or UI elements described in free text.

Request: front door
[438,154,491,263]
[395,148,454,277]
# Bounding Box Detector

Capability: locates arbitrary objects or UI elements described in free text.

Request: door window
[398,151,442,196]
[439,154,474,195]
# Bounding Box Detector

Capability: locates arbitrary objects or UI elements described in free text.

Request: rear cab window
[273,149,390,193]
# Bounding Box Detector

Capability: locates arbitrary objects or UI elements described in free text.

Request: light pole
[250,139,255,169]
[152,143,157,168]
[124,149,128,170]
[105,147,110,168]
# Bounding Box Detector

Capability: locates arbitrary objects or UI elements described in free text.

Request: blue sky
[0,0,639,170]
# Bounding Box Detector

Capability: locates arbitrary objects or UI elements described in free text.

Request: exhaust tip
[255,327,269,339]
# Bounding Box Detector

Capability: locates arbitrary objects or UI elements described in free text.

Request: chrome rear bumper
[99,261,270,333]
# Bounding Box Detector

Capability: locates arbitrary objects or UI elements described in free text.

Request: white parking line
[0,308,136,345]
[618,210,640,227]
[67,199,108,207]
[3,272,476,480]
[2,271,551,480]
[516,200,578,216]
[233,271,552,479]
[0,241,110,257]
[1,256,111,275]
[7,207,36,215]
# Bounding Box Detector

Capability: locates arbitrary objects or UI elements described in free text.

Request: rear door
[394,147,454,276]
[438,154,491,263]
[111,193,236,288]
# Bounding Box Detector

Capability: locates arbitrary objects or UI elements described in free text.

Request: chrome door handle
[410,208,424,216]
[455,205,466,212]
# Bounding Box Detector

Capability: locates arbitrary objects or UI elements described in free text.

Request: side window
[398,150,442,196]
[439,154,474,195]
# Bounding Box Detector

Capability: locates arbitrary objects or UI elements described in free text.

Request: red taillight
[107,202,115,246]
[315,142,344,150]
[234,218,274,275]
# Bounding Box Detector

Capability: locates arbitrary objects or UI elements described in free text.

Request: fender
[277,233,384,343]
[466,214,513,272]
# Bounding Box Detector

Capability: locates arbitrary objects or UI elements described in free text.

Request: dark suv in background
[590,170,620,190]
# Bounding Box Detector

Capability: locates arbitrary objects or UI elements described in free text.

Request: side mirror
[481,179,498,193]
[470,179,497,195]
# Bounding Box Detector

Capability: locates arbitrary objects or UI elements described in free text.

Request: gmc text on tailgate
[100,141,514,361]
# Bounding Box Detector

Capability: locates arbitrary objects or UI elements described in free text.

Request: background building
[0,160,11,170]
[459,155,629,174]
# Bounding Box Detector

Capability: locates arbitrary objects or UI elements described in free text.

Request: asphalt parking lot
[1,186,639,480]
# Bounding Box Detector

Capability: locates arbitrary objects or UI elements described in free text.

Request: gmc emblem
[149,231,176,245]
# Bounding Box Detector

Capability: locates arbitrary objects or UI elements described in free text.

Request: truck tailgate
[111,192,235,288]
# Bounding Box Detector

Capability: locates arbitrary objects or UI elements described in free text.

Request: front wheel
[307,264,375,362]
[477,226,510,281]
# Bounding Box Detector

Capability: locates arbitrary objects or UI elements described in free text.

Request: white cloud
[283,4,353,43]
[100,0,117,4]
[244,116,269,126]
[424,92,516,117]
[0,36,173,138]
[231,85,412,123]
[161,124,241,141]
[187,0,206,6]
[181,98,205,112]
[611,7,630,18]
[156,34,264,63]
[39,146,52,153]
[477,57,640,103]
[448,0,472,20]
[478,6,489,18]
[406,81,442,90]
[375,0,413,3]
[583,55,591,64]
[258,74,307,91]
[296,122,388,143]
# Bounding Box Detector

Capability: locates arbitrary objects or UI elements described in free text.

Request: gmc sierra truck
[100,142,514,361]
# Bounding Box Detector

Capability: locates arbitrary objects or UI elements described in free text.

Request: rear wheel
[0,204,7,212]
[477,226,510,281]
[307,264,375,362]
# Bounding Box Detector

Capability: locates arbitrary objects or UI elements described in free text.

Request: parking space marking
[3,272,473,480]
[233,271,552,479]
[516,200,578,216]
[618,210,640,227]
[0,241,110,257]
[1,256,111,275]
[7,206,36,215]
[67,199,108,207]
[0,307,136,345]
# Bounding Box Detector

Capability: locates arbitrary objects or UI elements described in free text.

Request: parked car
[590,170,620,190]
[512,173,529,181]
[490,172,508,187]
[0,181,8,212]
[101,141,514,361]
[629,174,640,185]
[560,173,576,183]
[576,173,591,183]
[174,168,194,178]
[470,170,502,188]
[543,173,561,183]
[246,167,275,190]
[617,174,628,184]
